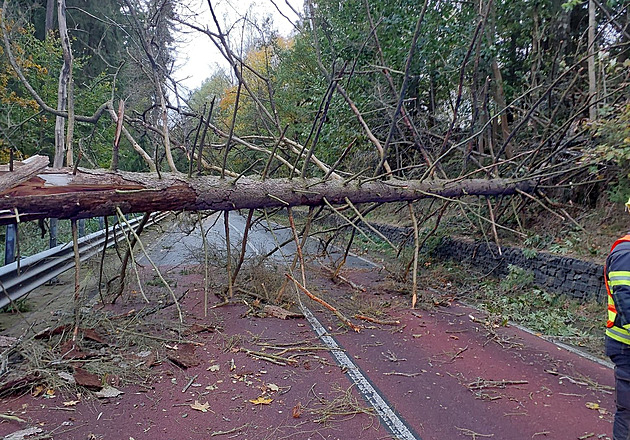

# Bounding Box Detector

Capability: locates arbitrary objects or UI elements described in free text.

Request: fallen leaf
[32,385,45,397]
[292,402,303,418]
[190,400,211,412]
[207,365,220,372]
[95,385,124,399]
[63,400,80,406]
[267,383,279,392]
[57,371,75,384]
[249,396,273,405]
[585,402,600,410]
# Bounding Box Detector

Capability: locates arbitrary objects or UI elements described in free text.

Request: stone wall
[367,222,606,302]
[432,237,606,301]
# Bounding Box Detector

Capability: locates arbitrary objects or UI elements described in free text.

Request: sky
[173,0,301,94]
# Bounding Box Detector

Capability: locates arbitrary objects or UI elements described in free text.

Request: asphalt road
[0,213,614,440]
[144,212,616,440]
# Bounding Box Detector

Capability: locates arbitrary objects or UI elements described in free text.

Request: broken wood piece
[0,413,27,423]
[467,379,529,390]
[263,304,304,320]
[0,155,49,194]
[166,343,200,368]
[240,348,296,366]
[73,367,102,390]
[354,314,400,325]
[383,371,421,377]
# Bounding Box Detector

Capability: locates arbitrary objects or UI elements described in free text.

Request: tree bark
[588,0,597,120]
[54,0,73,168]
[0,165,535,223]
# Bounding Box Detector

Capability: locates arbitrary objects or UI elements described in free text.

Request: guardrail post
[78,219,86,237]
[49,218,58,248]
[4,224,16,265]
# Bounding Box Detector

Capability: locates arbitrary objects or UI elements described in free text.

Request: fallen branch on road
[286,274,361,332]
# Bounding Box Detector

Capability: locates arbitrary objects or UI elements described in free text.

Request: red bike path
[0,266,615,440]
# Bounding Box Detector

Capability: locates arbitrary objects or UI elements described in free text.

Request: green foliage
[606,175,630,205]
[592,102,630,173]
[548,231,582,255]
[500,264,535,290]
[1,298,32,313]
[561,0,582,11]
[480,265,595,337]
[522,248,538,259]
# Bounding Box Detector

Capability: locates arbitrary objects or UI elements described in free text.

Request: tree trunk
[0,164,535,223]
[45,0,55,36]
[587,0,597,120]
[54,0,73,168]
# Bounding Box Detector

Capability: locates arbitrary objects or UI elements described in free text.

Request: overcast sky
[173,0,301,94]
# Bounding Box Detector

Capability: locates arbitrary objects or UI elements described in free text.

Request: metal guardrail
[0,213,169,309]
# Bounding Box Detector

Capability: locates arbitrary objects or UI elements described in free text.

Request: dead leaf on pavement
[585,402,600,410]
[190,400,211,413]
[292,402,303,418]
[31,385,45,397]
[95,385,124,399]
[63,400,80,406]
[249,396,273,405]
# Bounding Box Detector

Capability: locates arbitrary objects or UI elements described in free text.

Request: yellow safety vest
[605,234,630,345]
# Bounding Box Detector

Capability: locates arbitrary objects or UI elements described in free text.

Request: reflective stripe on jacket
[605,235,630,345]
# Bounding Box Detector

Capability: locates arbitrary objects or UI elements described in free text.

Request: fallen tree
[0,157,535,223]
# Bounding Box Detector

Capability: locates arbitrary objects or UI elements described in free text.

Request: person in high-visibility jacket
[605,206,630,439]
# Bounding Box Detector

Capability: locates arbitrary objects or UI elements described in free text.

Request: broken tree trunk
[0,161,535,223]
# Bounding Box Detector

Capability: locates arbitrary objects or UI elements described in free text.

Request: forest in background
[0,0,629,261]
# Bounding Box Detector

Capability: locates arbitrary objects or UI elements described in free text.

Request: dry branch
[286,273,361,332]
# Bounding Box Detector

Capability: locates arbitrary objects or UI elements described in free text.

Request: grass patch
[416,261,605,357]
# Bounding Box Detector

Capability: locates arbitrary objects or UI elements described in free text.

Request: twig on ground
[240,348,296,366]
[0,413,27,423]
[210,423,251,437]
[467,378,529,390]
[182,374,198,393]
[354,315,400,325]
[455,427,494,439]
[382,350,406,362]
[286,274,361,332]
[383,371,421,377]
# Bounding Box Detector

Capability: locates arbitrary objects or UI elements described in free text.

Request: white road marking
[299,305,420,440]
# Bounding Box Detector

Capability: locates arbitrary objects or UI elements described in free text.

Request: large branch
[0,165,535,223]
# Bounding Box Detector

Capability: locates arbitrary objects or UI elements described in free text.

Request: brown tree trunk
[0,164,535,223]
